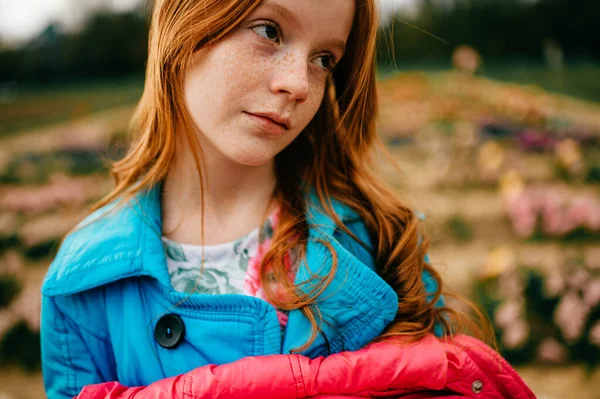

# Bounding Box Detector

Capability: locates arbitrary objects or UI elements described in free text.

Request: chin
[229,149,277,167]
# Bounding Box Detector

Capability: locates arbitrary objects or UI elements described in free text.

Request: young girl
[41,0,534,398]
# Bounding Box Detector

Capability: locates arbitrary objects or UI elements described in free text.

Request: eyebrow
[262,2,302,30]
[260,1,347,55]
[326,39,347,56]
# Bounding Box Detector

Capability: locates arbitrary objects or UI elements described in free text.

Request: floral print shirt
[162,210,293,327]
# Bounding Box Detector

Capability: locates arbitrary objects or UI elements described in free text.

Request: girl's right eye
[251,22,281,44]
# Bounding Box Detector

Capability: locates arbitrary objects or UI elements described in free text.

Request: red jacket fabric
[73,335,535,399]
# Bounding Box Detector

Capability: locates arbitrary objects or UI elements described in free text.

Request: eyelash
[250,21,338,72]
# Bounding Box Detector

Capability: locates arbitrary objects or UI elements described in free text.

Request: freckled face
[183,0,355,166]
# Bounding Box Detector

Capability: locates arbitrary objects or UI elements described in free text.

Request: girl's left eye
[313,54,337,71]
[251,22,281,43]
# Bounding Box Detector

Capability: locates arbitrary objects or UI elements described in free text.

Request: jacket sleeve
[73,337,532,399]
[74,355,303,399]
[41,291,117,399]
[72,338,446,399]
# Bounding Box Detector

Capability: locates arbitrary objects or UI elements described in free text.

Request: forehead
[257,0,355,43]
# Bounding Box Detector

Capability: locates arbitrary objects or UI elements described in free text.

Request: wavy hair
[92,0,494,352]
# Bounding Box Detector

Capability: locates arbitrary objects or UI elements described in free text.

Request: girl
[41,0,534,398]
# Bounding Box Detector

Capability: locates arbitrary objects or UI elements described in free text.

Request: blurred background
[0,0,599,398]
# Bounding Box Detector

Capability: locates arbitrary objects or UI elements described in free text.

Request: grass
[479,63,600,104]
[0,76,143,137]
[378,62,600,103]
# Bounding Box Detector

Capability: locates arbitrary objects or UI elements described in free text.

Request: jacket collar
[43,184,358,295]
[42,184,398,354]
[42,184,170,296]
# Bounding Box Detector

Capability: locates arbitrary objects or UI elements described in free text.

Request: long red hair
[92,0,494,351]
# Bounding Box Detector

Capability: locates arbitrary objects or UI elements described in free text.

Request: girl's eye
[313,54,337,72]
[250,21,336,72]
[251,22,281,44]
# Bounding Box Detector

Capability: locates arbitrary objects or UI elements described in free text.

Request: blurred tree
[1,0,599,85]
[376,0,600,68]
[69,11,148,79]
[0,7,148,86]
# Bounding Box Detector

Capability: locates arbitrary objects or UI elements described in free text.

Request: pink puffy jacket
[74,335,535,399]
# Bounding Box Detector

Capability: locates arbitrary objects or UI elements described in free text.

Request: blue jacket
[41,186,442,399]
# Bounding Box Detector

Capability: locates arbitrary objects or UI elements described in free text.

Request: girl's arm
[74,354,302,399]
[72,338,443,399]
[72,336,534,399]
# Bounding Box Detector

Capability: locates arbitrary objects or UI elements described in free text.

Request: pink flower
[554,291,589,343]
[537,338,567,363]
[0,175,109,215]
[589,321,600,347]
[544,273,566,298]
[495,300,522,328]
[541,192,567,235]
[498,272,524,298]
[566,267,590,290]
[565,197,594,231]
[583,279,600,308]
[9,284,41,331]
[502,319,529,349]
[505,193,537,238]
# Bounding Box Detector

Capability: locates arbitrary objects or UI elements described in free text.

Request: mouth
[244,111,290,136]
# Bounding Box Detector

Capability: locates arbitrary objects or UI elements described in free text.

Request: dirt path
[0,105,134,171]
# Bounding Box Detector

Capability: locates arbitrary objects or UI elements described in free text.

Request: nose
[269,52,309,104]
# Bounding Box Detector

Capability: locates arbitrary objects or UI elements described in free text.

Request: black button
[155,314,185,349]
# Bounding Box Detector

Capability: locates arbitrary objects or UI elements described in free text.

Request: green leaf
[164,241,187,262]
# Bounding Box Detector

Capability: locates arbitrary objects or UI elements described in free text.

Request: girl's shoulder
[42,189,167,298]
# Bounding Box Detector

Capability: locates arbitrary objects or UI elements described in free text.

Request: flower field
[0,70,599,398]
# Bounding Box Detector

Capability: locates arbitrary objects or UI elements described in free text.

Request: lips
[259,115,287,129]
[244,111,290,136]
[246,111,291,129]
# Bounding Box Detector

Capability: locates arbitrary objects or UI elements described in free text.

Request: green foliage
[377,0,600,67]
[0,10,148,85]
[526,224,600,244]
[584,148,600,184]
[0,321,41,371]
[0,235,19,253]
[0,275,21,308]
[446,215,474,242]
[1,151,109,184]
[24,239,60,261]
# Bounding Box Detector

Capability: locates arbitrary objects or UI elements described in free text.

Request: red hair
[91,0,495,352]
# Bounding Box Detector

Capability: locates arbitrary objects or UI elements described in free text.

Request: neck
[161,136,277,245]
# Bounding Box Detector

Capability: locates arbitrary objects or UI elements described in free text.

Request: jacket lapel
[282,194,398,356]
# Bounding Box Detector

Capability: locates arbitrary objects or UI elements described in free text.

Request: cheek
[299,81,327,124]
[183,56,219,120]
[185,41,262,111]
[183,75,206,125]
[219,50,260,95]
